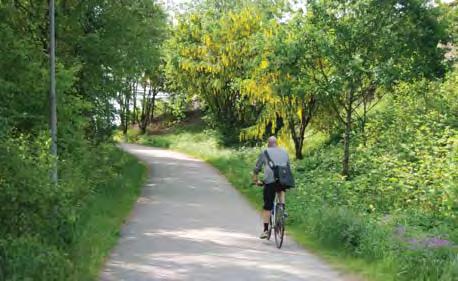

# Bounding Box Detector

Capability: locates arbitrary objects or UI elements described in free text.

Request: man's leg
[260,183,275,238]
[277,191,286,204]
[263,210,271,226]
[277,189,287,217]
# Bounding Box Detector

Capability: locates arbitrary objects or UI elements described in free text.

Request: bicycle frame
[256,181,285,247]
[271,193,279,224]
[268,191,285,248]
[267,194,278,241]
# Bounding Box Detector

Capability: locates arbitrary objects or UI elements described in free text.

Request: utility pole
[49,0,58,183]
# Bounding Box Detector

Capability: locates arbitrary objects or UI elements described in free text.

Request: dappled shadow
[102,225,338,281]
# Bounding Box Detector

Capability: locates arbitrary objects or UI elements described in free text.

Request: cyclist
[252,136,291,239]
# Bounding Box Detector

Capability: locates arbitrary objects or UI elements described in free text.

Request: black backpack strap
[264,150,275,170]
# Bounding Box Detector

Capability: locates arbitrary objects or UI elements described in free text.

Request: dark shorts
[263,182,286,211]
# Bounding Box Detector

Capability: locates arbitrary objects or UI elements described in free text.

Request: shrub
[0,236,73,281]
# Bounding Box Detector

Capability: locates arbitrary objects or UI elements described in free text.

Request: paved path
[100,143,352,281]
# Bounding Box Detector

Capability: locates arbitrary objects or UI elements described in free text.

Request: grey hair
[267,136,277,147]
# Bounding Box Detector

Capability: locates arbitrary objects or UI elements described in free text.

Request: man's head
[267,136,277,147]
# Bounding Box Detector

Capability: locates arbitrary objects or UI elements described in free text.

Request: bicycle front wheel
[267,214,273,240]
[274,205,285,248]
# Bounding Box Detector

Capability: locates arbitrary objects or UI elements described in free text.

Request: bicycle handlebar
[252,180,264,187]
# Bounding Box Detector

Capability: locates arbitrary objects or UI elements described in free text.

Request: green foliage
[0,1,162,278]
[242,16,323,159]
[440,1,458,50]
[164,0,451,172]
[0,236,73,281]
[0,134,58,238]
[296,0,449,176]
[165,1,275,143]
[0,19,47,134]
[0,0,167,140]
[290,69,457,219]
[359,80,457,219]
[0,3,155,273]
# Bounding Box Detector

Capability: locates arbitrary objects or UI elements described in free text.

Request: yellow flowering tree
[165,1,273,143]
[242,17,329,159]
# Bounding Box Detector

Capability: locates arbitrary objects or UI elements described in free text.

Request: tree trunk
[140,84,148,134]
[123,89,130,136]
[289,118,303,160]
[361,96,368,147]
[274,115,284,135]
[360,84,376,147]
[132,82,138,125]
[292,96,316,160]
[118,93,126,134]
[294,138,303,160]
[342,91,353,178]
[150,88,158,122]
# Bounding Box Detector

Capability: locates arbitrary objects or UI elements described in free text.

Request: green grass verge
[70,149,147,281]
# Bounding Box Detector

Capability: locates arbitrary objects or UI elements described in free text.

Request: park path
[100,143,353,281]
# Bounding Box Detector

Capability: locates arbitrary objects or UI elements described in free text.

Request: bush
[0,132,145,280]
[0,237,73,281]
[0,134,61,239]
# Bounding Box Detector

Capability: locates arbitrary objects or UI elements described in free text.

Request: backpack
[264,150,295,188]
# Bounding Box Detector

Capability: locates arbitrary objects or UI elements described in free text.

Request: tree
[73,0,167,140]
[308,0,448,177]
[242,17,326,159]
[165,1,274,143]
[139,66,166,134]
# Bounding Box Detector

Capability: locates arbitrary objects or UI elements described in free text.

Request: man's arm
[285,149,291,169]
[252,151,264,184]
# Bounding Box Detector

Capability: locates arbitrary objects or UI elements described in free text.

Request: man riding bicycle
[252,136,292,239]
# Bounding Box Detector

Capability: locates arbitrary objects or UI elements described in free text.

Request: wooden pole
[49,0,58,183]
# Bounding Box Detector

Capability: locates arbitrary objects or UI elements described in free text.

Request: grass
[118,126,398,281]
[70,148,147,281]
[287,227,395,281]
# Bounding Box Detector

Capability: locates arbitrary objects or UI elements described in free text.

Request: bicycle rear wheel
[274,205,285,248]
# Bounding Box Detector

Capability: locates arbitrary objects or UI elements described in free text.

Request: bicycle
[255,181,286,249]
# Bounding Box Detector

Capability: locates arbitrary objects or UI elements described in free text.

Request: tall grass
[70,150,147,281]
